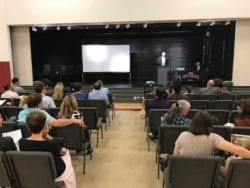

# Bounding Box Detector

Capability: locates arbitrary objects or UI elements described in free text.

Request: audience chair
[108,93,115,120]
[6,151,64,188]
[49,107,61,118]
[86,99,110,131]
[147,109,167,151]
[237,93,250,100]
[76,100,87,108]
[212,126,231,141]
[145,94,156,99]
[3,106,23,121]
[190,100,209,110]
[0,122,18,136]
[12,98,21,107]
[207,109,230,124]
[217,94,236,101]
[0,137,17,152]
[229,110,240,123]
[199,94,218,100]
[144,99,154,118]
[79,107,103,147]
[163,155,222,188]
[230,126,250,136]
[210,100,233,110]
[53,124,92,174]
[168,100,177,108]
[0,151,13,187]
[186,94,199,100]
[156,125,188,179]
[0,98,15,106]
[224,159,250,188]
[54,99,63,107]
[186,109,199,119]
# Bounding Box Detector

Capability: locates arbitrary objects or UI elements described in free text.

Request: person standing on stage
[195,61,201,71]
[156,51,169,67]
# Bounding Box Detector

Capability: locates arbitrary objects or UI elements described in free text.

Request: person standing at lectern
[156,51,168,67]
[195,61,201,71]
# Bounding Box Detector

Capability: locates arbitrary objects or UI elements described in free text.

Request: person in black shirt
[19,111,76,188]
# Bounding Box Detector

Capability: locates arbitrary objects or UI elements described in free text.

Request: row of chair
[162,155,250,188]
[0,121,92,175]
[0,149,65,188]
[145,93,250,101]
[156,125,250,179]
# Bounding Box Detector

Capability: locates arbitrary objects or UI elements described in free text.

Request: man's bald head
[207,79,214,87]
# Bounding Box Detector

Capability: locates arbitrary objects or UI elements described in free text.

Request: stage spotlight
[67,26,71,30]
[125,24,130,29]
[210,21,215,26]
[225,20,230,25]
[56,26,60,30]
[32,26,37,32]
[176,22,181,27]
[143,23,148,28]
[105,24,109,29]
[116,24,120,29]
[196,22,201,27]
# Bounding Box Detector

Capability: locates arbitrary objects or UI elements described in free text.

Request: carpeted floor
[72,110,162,188]
[114,103,143,110]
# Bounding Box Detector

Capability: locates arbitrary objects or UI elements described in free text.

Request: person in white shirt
[156,51,168,67]
[1,83,19,98]
[34,81,56,109]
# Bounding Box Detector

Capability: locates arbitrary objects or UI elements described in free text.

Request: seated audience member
[213,78,230,94]
[96,80,109,94]
[199,79,229,95]
[41,79,52,90]
[71,82,88,100]
[1,83,19,99]
[234,98,250,126]
[34,81,56,108]
[167,84,189,101]
[17,93,84,128]
[19,111,76,188]
[58,95,92,154]
[145,88,169,112]
[88,82,109,106]
[52,83,64,100]
[183,85,194,95]
[161,99,191,126]
[11,77,25,94]
[163,110,250,179]
[19,95,29,108]
[0,114,2,127]
[166,82,174,96]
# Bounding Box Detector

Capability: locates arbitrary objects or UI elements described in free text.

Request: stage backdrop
[30,22,235,86]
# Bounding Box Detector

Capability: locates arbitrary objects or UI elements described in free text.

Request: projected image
[82,45,130,72]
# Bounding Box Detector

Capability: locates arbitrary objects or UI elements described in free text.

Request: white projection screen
[82,45,130,73]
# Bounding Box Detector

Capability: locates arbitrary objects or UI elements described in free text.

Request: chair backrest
[225,159,250,188]
[186,109,199,119]
[158,125,188,155]
[186,94,199,100]
[190,100,209,110]
[0,137,17,152]
[212,126,231,141]
[4,106,23,120]
[49,107,61,118]
[0,122,17,136]
[85,100,106,120]
[210,100,233,110]
[144,99,154,118]
[77,100,87,107]
[237,94,250,100]
[145,94,156,99]
[230,127,250,136]
[54,124,84,151]
[79,107,98,129]
[148,109,168,134]
[6,151,58,188]
[54,99,63,107]
[229,110,240,123]
[12,98,21,107]
[107,93,114,104]
[217,94,236,101]
[199,94,218,100]
[0,151,12,187]
[207,110,230,124]
[165,155,222,188]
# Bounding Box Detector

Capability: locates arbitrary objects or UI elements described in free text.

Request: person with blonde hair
[161,99,191,126]
[57,95,79,119]
[19,95,29,108]
[52,83,64,100]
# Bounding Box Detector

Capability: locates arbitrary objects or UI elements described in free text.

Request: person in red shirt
[234,98,250,126]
